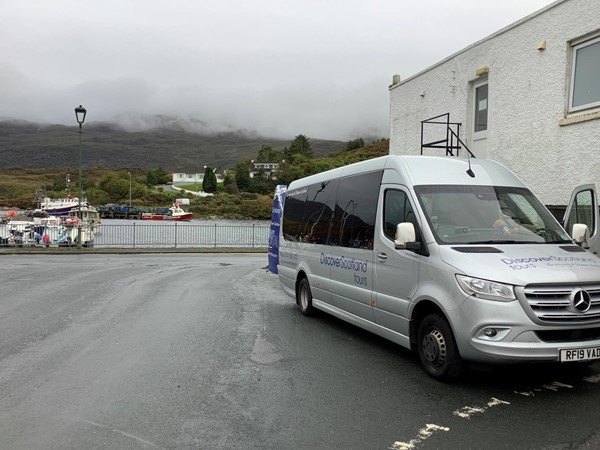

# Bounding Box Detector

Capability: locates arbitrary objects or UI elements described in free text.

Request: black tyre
[297,277,316,316]
[417,313,465,381]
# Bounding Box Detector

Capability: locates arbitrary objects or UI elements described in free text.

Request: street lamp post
[128,171,132,207]
[74,105,87,246]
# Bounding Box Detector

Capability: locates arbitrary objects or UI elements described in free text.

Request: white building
[172,169,224,185]
[389,0,600,207]
[249,161,280,179]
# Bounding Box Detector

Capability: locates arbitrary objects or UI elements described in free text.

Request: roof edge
[389,0,567,91]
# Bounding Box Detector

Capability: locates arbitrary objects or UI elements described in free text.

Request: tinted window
[299,179,339,244]
[330,171,382,249]
[282,186,308,241]
[383,190,417,241]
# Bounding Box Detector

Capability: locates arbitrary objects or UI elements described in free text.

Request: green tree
[257,144,284,162]
[234,161,251,192]
[276,163,307,186]
[223,171,238,194]
[345,138,365,151]
[146,167,170,186]
[284,134,313,163]
[99,173,129,200]
[202,167,218,193]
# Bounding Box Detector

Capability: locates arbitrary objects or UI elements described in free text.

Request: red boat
[141,203,193,221]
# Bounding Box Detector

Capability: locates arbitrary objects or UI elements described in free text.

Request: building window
[474,82,488,132]
[569,34,600,113]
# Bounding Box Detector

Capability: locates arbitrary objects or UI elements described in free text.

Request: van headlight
[456,275,516,302]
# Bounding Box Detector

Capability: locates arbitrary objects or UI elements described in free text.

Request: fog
[0,0,555,140]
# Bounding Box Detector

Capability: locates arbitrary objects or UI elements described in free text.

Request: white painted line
[584,374,600,384]
[515,391,534,397]
[83,420,161,448]
[390,424,450,450]
[453,406,485,419]
[542,384,559,391]
[487,397,510,407]
[453,397,510,419]
[551,381,573,389]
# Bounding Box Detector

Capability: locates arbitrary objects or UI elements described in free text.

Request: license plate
[560,347,600,362]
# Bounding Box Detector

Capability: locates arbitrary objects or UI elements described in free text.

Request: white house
[389,0,600,208]
[172,169,224,185]
[249,161,280,179]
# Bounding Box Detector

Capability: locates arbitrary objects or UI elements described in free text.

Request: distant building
[388,0,600,207]
[250,161,280,179]
[172,168,224,185]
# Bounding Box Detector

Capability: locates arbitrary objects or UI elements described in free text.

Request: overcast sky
[0,0,555,140]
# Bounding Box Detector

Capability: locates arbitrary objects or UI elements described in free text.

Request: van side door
[372,187,422,339]
[564,184,598,254]
[327,171,381,323]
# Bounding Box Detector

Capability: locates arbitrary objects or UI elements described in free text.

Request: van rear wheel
[417,313,465,381]
[297,278,315,316]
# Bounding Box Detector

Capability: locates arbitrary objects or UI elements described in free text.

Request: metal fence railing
[0,222,271,249]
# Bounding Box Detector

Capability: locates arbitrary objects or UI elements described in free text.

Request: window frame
[471,77,488,141]
[568,33,600,113]
[382,188,417,242]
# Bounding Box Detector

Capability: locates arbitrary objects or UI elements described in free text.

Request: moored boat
[0,219,37,246]
[141,203,193,221]
[66,205,101,233]
[40,196,90,216]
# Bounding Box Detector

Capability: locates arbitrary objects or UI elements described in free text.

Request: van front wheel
[417,314,465,381]
[297,278,315,316]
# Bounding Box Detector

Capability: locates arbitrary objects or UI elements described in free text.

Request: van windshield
[414,185,572,245]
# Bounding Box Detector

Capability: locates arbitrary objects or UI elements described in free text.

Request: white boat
[0,219,38,246]
[66,205,102,233]
[40,196,90,216]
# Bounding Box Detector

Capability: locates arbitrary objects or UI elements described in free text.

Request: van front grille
[536,327,600,343]
[522,284,600,323]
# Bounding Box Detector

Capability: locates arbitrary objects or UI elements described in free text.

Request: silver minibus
[277,155,600,381]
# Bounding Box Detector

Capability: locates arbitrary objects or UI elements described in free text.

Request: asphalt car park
[1,254,599,449]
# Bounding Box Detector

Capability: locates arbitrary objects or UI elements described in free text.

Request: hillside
[0,120,346,170]
[0,139,390,213]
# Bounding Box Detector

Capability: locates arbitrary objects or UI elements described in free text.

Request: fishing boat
[32,215,72,246]
[141,203,193,221]
[66,205,102,233]
[40,196,90,216]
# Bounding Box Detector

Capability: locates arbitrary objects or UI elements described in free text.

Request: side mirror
[572,223,591,249]
[395,222,416,249]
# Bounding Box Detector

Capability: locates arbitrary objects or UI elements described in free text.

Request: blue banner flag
[267,185,287,274]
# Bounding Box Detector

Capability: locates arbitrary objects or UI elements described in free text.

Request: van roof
[287,155,527,189]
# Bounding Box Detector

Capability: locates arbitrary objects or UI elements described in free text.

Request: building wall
[172,172,224,185]
[389,0,600,206]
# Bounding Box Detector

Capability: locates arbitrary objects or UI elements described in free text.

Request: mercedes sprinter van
[277,155,600,381]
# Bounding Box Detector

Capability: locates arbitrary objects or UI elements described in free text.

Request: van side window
[282,187,308,241]
[566,188,595,237]
[299,179,339,244]
[330,171,382,248]
[383,189,417,241]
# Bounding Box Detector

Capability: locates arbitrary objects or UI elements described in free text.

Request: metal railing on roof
[421,113,475,158]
